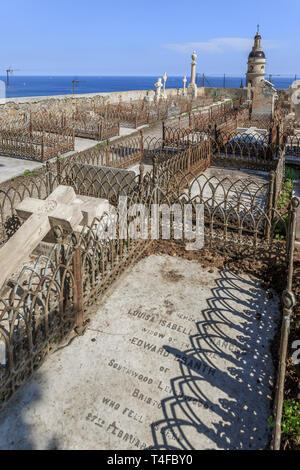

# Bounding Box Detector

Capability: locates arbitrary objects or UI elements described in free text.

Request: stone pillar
[190,51,197,84]
[162,72,167,92]
[187,51,198,99]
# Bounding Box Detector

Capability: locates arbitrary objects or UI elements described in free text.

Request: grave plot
[31,110,120,142]
[0,129,74,162]
[189,167,270,210]
[0,254,281,450]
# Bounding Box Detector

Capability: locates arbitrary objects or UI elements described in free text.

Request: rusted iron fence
[0,129,74,162]
[0,148,295,411]
[0,216,151,407]
[283,132,300,159]
[0,129,287,248]
[31,111,120,141]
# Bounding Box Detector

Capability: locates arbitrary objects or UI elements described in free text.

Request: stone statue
[155,77,163,102]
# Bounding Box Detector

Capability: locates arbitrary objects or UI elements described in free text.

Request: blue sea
[0,75,296,99]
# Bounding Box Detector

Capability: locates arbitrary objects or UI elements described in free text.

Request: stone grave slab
[0,255,281,450]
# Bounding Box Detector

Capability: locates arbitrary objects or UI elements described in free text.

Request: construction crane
[6,68,19,87]
[72,79,84,95]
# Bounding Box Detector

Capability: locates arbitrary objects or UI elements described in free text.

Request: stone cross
[0,185,109,288]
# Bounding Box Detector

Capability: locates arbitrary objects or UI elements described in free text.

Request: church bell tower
[246,26,266,88]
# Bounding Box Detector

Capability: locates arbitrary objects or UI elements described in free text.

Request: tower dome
[246,27,266,88]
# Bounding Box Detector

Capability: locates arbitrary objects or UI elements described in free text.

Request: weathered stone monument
[0,186,109,288]
[252,80,277,117]
[187,51,198,99]
[144,90,154,103]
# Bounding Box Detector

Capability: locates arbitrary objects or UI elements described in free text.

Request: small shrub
[278,178,293,210]
[281,400,300,442]
[273,214,289,240]
[23,169,39,178]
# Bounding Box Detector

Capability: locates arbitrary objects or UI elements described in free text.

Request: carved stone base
[187,83,198,99]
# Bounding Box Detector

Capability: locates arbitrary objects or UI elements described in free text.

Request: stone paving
[0,254,281,450]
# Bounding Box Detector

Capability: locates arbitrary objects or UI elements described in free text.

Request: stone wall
[0,86,246,121]
[203,87,247,101]
[0,88,180,118]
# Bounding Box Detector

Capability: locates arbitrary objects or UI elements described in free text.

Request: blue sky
[1,0,299,76]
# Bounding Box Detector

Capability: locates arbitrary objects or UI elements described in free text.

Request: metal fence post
[271,197,299,450]
[56,153,62,184]
[29,112,33,137]
[162,121,166,147]
[265,170,275,240]
[98,122,103,140]
[187,142,191,173]
[45,161,52,196]
[139,162,145,199]
[41,135,45,162]
[106,139,111,166]
[140,130,144,162]
[73,246,84,335]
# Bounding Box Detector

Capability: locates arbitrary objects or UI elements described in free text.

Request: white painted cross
[0,185,109,288]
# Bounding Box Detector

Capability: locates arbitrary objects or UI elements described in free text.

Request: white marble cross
[0,185,109,288]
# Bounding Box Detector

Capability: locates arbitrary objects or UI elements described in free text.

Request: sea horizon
[0,74,297,98]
